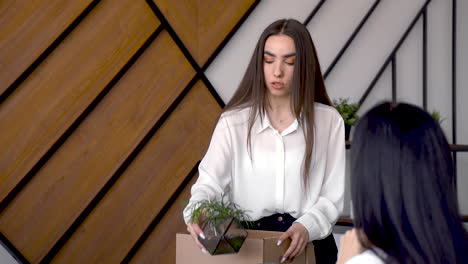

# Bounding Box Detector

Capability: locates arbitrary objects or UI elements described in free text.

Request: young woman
[184,19,345,263]
[337,102,468,264]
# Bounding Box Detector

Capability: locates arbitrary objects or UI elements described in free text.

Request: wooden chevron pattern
[0,0,255,262]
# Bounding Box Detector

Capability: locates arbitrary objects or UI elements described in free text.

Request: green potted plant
[333,98,359,140]
[188,194,252,255]
[430,109,445,125]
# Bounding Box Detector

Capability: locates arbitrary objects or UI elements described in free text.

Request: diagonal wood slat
[0,29,196,263]
[0,0,94,96]
[131,175,198,264]
[53,82,220,263]
[197,0,255,65]
[153,0,255,66]
[0,0,256,262]
[0,0,159,205]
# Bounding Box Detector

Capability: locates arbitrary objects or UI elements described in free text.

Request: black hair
[351,102,467,263]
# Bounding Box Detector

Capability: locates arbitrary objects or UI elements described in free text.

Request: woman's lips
[271,82,284,89]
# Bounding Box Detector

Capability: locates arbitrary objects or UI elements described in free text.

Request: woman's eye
[264,59,274,64]
[284,59,295,65]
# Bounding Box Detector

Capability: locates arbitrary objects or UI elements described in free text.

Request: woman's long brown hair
[224,19,331,189]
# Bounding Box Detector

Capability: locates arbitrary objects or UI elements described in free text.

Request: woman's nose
[273,64,282,77]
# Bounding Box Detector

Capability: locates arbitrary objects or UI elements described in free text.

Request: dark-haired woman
[337,102,468,264]
[184,19,345,263]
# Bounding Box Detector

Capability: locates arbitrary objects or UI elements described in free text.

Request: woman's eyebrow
[264,51,276,57]
[263,51,296,58]
[283,52,296,58]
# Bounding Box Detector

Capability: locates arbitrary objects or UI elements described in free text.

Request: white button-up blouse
[183,103,345,241]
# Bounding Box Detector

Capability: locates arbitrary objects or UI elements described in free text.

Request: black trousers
[243,213,337,264]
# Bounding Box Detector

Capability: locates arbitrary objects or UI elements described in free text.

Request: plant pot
[198,217,248,255]
[345,124,351,141]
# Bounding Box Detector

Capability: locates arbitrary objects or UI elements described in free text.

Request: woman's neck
[266,95,295,132]
[267,94,291,112]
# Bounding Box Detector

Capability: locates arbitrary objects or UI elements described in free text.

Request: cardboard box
[177,230,315,264]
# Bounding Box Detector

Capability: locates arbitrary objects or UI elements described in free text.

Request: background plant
[333,98,360,126]
[431,109,445,124]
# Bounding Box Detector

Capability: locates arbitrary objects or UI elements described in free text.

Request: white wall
[0,241,19,264]
[206,0,468,217]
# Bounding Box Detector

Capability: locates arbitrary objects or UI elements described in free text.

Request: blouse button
[277,216,283,222]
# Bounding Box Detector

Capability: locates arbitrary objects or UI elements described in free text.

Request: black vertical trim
[144,0,224,108]
[0,0,102,106]
[423,9,427,110]
[452,0,457,184]
[392,56,397,103]
[0,232,29,264]
[324,0,381,79]
[121,161,201,263]
[358,0,431,108]
[303,0,326,25]
[201,0,261,72]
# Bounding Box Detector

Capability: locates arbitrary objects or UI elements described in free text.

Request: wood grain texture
[131,175,198,264]
[53,82,220,263]
[152,0,197,61]
[0,30,197,264]
[0,0,159,204]
[196,0,255,64]
[153,0,255,65]
[0,0,93,95]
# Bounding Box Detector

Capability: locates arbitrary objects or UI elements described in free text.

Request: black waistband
[242,213,296,232]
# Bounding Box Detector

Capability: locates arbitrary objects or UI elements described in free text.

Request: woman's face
[263,34,296,99]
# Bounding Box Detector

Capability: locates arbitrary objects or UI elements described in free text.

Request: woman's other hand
[186,223,208,254]
[336,228,364,264]
[277,222,309,263]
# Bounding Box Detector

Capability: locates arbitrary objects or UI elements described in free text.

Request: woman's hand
[186,223,208,254]
[277,222,309,263]
[336,228,364,264]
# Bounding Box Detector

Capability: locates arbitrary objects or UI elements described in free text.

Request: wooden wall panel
[0,0,159,203]
[0,0,93,95]
[131,176,198,264]
[154,0,255,65]
[53,82,220,263]
[0,0,256,262]
[0,30,194,262]
[197,0,254,64]
[152,0,197,62]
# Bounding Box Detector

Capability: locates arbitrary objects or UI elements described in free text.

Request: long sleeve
[295,112,346,241]
[183,115,233,223]
[182,104,346,235]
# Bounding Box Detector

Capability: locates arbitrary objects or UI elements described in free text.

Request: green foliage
[229,237,245,251]
[188,193,253,227]
[431,110,445,124]
[333,98,360,126]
